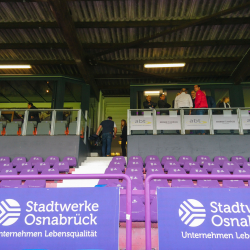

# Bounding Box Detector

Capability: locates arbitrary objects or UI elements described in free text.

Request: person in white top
[174,88,193,115]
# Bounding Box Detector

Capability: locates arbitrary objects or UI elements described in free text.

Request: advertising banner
[158,188,250,250]
[0,187,119,250]
[241,116,250,129]
[131,116,153,130]
[184,115,210,130]
[213,115,239,130]
[156,116,181,130]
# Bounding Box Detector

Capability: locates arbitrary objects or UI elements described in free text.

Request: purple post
[145,174,250,250]
[0,174,132,250]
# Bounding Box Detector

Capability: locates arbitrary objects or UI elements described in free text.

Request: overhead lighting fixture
[144,63,185,68]
[0,65,31,69]
[144,91,161,96]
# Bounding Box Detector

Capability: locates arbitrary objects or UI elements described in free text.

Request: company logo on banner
[242,117,250,129]
[184,115,210,130]
[131,116,153,130]
[158,188,250,250]
[0,199,21,226]
[179,199,206,227]
[0,188,119,250]
[156,116,181,130]
[213,115,239,130]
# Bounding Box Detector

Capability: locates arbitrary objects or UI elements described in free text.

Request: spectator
[194,85,208,135]
[203,91,216,109]
[143,95,157,109]
[96,116,117,157]
[158,93,171,115]
[191,90,196,109]
[172,92,180,108]
[27,102,40,123]
[174,88,193,115]
[120,119,127,156]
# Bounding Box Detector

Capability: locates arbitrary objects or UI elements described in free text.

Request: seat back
[34,162,50,172]
[54,122,66,135]
[145,161,162,170]
[223,180,245,188]
[28,156,43,166]
[150,179,169,189]
[211,168,230,175]
[145,155,160,163]
[0,168,17,175]
[203,162,220,172]
[171,179,195,187]
[164,161,181,171]
[68,122,77,135]
[53,162,69,172]
[0,162,13,170]
[168,166,186,175]
[15,162,32,172]
[178,156,193,165]
[12,157,26,167]
[189,168,208,175]
[196,155,212,165]
[20,168,38,175]
[45,156,60,166]
[41,167,59,175]
[5,123,19,136]
[63,156,77,167]
[231,156,247,166]
[0,157,10,163]
[214,156,228,166]
[127,162,143,169]
[25,122,35,136]
[129,156,143,165]
[112,156,126,166]
[37,123,50,135]
[183,162,200,172]
[105,167,122,174]
[161,156,177,165]
[222,161,240,173]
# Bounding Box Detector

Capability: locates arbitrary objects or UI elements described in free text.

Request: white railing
[127,108,250,135]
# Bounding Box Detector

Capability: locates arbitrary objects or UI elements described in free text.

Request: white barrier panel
[156,116,181,130]
[242,116,250,129]
[130,116,153,130]
[213,115,239,130]
[184,115,210,130]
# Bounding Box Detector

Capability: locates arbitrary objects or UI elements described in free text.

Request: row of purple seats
[0,156,76,168]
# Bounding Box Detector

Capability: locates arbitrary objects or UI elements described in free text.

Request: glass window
[214,89,230,106]
[243,87,250,107]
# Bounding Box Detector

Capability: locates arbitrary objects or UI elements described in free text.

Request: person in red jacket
[194,85,208,135]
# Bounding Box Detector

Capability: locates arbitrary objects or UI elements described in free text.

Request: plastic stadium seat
[63,156,77,167]
[203,162,220,172]
[189,168,208,175]
[54,121,67,135]
[196,155,212,165]
[183,162,201,172]
[120,195,145,222]
[20,168,38,175]
[25,122,35,136]
[145,161,162,171]
[112,156,126,166]
[12,157,26,167]
[41,167,59,175]
[45,156,60,166]
[97,178,120,186]
[0,168,17,175]
[0,163,13,170]
[105,167,122,174]
[109,161,125,172]
[0,180,22,188]
[127,162,143,170]
[222,161,240,173]
[145,155,160,164]
[34,162,50,172]
[0,156,10,163]
[128,156,143,165]
[197,180,221,188]
[29,156,43,166]
[53,162,69,172]
[25,180,46,188]
[150,179,169,189]
[126,175,142,182]
[168,166,186,175]
[234,168,250,175]
[68,122,77,135]
[164,161,181,171]
[37,123,50,135]
[214,156,228,166]
[151,196,158,222]
[243,162,250,170]
[15,162,32,173]
[178,156,194,166]
[211,168,230,175]
[171,179,195,188]
[5,123,19,136]
[231,156,247,167]
[223,180,246,188]
[161,156,177,165]
[146,168,164,176]
[125,168,143,178]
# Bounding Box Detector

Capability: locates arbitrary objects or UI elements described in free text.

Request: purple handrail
[0,174,132,250]
[145,174,250,250]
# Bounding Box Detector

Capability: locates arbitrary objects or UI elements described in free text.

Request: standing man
[194,85,208,135]
[174,88,193,115]
[158,93,171,114]
[27,102,40,123]
[143,95,157,109]
[203,91,216,109]
[96,116,117,157]
[190,90,196,109]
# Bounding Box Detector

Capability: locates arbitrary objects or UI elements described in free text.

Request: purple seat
[53,162,69,173]
[223,180,246,188]
[183,162,201,172]
[127,162,143,170]
[233,168,250,181]
[120,195,145,222]
[105,167,122,174]
[214,156,228,166]
[41,167,59,175]
[145,155,160,164]
[146,168,164,176]
[197,180,221,188]
[222,161,240,173]
[112,156,126,166]
[20,168,38,175]
[15,162,32,173]
[0,180,22,188]
[203,162,220,172]
[243,162,250,170]
[0,162,13,170]
[109,161,125,172]
[171,179,195,187]
[164,161,181,171]
[34,162,50,172]
[25,180,46,188]
[0,168,17,175]
[126,168,143,177]
[112,180,144,190]
[28,156,43,166]
[211,168,230,175]
[189,168,208,175]
[97,178,120,186]
[45,156,60,166]
[196,155,212,165]
[150,179,169,189]
[151,195,158,222]
[145,161,162,171]
[161,156,177,165]
[63,156,77,167]
[126,174,143,182]
[231,156,247,167]
[12,157,26,167]
[128,156,143,165]
[167,166,186,175]
[178,156,194,166]
[0,157,10,163]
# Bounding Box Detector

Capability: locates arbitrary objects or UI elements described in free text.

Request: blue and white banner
[158,188,250,250]
[0,187,119,250]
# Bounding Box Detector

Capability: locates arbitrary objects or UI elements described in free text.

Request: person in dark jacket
[120,119,127,156]
[27,102,40,123]
[158,93,171,115]
[203,91,216,109]
[191,90,196,109]
[143,95,157,109]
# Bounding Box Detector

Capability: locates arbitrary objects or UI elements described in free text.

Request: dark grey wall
[0,136,90,166]
[128,135,250,161]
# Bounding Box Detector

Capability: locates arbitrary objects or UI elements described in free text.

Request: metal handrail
[0,174,132,250]
[144,174,250,250]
